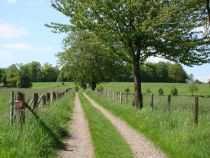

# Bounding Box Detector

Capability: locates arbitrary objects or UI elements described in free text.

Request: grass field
[101,82,210,97]
[79,93,133,158]
[0,83,74,158]
[88,91,210,158]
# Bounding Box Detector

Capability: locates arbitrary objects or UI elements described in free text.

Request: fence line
[97,89,210,126]
[10,88,72,126]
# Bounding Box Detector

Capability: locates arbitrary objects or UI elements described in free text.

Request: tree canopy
[57,31,123,90]
[49,0,210,108]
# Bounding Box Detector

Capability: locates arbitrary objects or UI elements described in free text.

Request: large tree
[57,31,122,90]
[49,1,209,108]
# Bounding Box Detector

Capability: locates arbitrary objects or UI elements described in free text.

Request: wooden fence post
[33,93,38,110]
[112,91,115,100]
[16,92,26,126]
[126,92,128,104]
[53,92,56,101]
[120,92,122,103]
[194,97,199,126]
[47,93,51,103]
[150,94,154,111]
[42,95,47,107]
[10,91,15,124]
[168,95,171,113]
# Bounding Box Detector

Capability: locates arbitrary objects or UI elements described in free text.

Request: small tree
[17,66,32,88]
[146,88,151,95]
[171,88,178,96]
[189,84,198,96]
[158,88,164,96]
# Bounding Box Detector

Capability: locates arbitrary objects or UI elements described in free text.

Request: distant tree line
[113,62,188,83]
[0,61,191,88]
[0,62,61,88]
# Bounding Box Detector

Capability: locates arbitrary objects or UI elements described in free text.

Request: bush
[188,84,198,96]
[124,88,130,93]
[158,88,164,96]
[171,88,178,96]
[75,86,79,92]
[97,85,104,93]
[17,67,32,88]
[146,88,151,94]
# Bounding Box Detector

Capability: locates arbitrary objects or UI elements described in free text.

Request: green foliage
[189,84,199,96]
[74,86,79,92]
[170,88,178,96]
[101,82,210,97]
[0,92,74,158]
[79,93,133,158]
[88,92,210,158]
[26,61,41,82]
[49,0,209,106]
[57,31,122,89]
[38,64,59,82]
[97,85,104,93]
[57,65,73,82]
[145,88,151,94]
[124,87,130,93]
[17,66,32,88]
[158,88,164,96]
[193,79,203,84]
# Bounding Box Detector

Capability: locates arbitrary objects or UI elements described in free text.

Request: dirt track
[83,93,167,158]
[59,93,93,158]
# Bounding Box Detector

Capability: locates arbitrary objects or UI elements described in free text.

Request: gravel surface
[59,93,94,158]
[83,93,167,158]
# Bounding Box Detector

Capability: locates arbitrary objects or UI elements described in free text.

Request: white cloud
[6,0,17,4]
[0,43,56,54]
[0,21,29,39]
[0,50,12,59]
[1,43,34,50]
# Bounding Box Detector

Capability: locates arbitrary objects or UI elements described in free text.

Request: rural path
[83,93,167,158]
[59,93,94,158]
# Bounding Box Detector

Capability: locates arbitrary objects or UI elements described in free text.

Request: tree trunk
[90,81,97,91]
[132,57,143,109]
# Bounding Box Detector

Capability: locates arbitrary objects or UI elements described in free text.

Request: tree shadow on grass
[29,109,71,151]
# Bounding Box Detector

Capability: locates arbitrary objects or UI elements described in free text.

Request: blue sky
[0,0,209,82]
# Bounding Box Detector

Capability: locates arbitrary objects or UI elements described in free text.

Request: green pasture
[101,82,210,97]
[32,82,73,88]
[0,83,74,158]
[88,91,210,158]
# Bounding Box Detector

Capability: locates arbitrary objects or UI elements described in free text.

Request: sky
[0,0,209,82]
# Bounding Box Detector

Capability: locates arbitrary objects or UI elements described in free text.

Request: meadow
[88,91,210,158]
[101,82,210,97]
[0,82,74,158]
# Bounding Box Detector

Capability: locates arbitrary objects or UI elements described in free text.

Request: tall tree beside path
[49,1,210,109]
[57,31,123,90]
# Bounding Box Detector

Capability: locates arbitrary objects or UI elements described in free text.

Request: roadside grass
[101,82,210,97]
[0,92,74,158]
[79,93,133,158]
[88,91,210,158]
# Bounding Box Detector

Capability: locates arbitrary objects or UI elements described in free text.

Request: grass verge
[79,93,133,158]
[88,91,210,158]
[0,92,74,158]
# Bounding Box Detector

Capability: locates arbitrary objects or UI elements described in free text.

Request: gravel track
[83,93,167,158]
[59,93,94,158]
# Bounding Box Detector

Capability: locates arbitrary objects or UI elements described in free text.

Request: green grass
[0,92,75,158]
[88,91,210,158]
[79,93,133,158]
[101,82,210,96]
[32,82,73,88]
